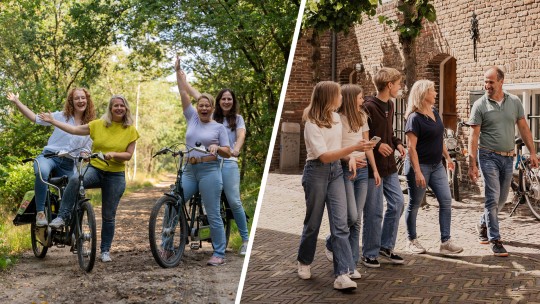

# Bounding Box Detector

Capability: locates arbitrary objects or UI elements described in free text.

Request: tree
[378,0,437,91]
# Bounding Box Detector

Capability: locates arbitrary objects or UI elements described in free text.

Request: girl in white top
[296,81,374,291]
[325,84,380,266]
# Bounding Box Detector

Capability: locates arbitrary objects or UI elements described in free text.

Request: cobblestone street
[241,173,540,303]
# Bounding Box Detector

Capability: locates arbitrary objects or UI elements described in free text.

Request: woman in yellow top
[39,95,139,263]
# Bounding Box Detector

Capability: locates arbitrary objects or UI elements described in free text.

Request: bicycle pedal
[190,242,200,250]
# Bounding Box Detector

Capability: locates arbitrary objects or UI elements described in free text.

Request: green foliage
[378,0,436,41]
[0,218,31,271]
[121,0,298,178]
[0,162,35,212]
[303,0,378,34]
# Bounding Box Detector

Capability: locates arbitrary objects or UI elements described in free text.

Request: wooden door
[442,57,457,131]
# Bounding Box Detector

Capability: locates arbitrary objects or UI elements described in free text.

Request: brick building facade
[272,0,540,174]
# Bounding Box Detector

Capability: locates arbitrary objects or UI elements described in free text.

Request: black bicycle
[443,119,470,202]
[13,150,101,272]
[509,138,540,220]
[148,144,232,268]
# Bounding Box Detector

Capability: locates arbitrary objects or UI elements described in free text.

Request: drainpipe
[331,31,337,82]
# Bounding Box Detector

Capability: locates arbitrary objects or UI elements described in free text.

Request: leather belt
[480,147,515,157]
[189,155,217,164]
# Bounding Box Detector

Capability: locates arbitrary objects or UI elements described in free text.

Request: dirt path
[0,178,243,304]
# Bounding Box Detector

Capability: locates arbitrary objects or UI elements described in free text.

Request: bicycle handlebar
[152,145,210,158]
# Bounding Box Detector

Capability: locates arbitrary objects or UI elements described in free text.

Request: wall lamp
[355,63,364,73]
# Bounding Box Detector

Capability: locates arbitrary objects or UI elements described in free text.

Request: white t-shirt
[304,112,342,161]
[340,114,369,160]
[35,111,92,157]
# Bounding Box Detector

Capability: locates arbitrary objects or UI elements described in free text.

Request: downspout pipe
[331,31,337,82]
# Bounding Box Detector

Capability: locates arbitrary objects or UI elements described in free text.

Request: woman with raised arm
[6,89,95,227]
[39,95,139,263]
[175,58,231,266]
[403,80,463,256]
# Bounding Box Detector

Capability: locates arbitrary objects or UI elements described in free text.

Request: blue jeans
[326,165,368,264]
[362,173,404,259]
[478,149,513,241]
[298,160,353,276]
[404,159,453,242]
[182,161,226,258]
[221,160,249,241]
[59,166,126,252]
[33,150,75,212]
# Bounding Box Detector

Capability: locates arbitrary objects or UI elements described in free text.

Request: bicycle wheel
[450,163,460,202]
[523,173,540,220]
[77,200,96,272]
[221,198,232,248]
[149,196,187,268]
[30,222,48,258]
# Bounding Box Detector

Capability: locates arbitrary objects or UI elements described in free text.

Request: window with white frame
[503,83,540,154]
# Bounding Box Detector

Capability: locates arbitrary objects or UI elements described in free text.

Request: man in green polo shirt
[468,66,538,257]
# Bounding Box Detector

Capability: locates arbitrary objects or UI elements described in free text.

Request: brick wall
[271,0,540,172]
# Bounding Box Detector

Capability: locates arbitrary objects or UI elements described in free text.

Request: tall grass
[0,217,31,270]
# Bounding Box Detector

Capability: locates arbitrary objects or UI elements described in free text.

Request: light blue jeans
[182,161,226,258]
[404,159,453,242]
[33,150,75,212]
[478,149,513,241]
[221,160,249,241]
[59,166,126,253]
[326,165,368,264]
[362,172,404,259]
[298,160,354,276]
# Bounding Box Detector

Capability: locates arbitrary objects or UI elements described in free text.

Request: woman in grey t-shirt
[175,59,231,266]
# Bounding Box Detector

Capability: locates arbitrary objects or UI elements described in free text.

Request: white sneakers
[407,238,464,255]
[297,261,311,279]
[35,211,48,227]
[440,239,464,255]
[101,252,112,262]
[333,274,357,290]
[349,269,361,280]
[407,239,426,254]
[324,248,334,262]
[49,217,65,229]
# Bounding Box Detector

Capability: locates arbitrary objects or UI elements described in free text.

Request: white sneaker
[101,252,112,262]
[324,247,334,262]
[49,217,65,229]
[36,211,48,227]
[333,274,357,290]
[407,239,426,254]
[297,261,311,280]
[349,269,361,280]
[440,239,463,255]
[239,241,248,256]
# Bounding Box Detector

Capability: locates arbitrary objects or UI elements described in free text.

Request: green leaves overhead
[303,0,378,34]
[378,0,436,41]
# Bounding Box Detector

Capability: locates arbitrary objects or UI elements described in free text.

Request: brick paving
[241,173,540,303]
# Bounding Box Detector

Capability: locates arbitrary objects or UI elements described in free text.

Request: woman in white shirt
[325,84,380,266]
[7,89,94,226]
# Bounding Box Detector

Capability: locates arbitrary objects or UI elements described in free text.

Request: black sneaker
[490,240,509,257]
[379,248,404,264]
[361,256,380,268]
[476,223,489,244]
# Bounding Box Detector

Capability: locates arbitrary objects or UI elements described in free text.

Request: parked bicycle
[443,119,470,202]
[509,138,540,220]
[148,144,233,268]
[13,150,102,272]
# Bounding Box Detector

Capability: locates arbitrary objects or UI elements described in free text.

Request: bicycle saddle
[515,137,524,147]
[49,175,68,187]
